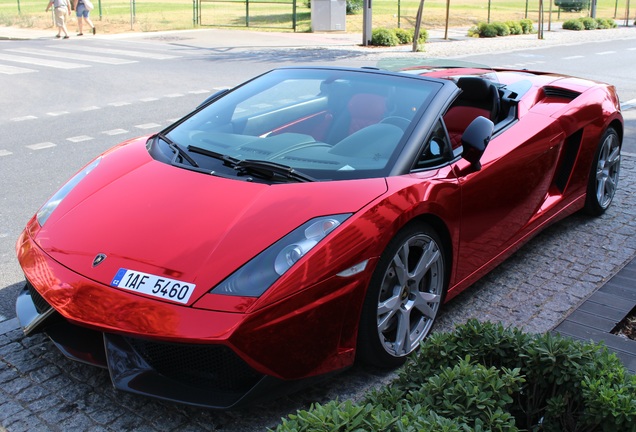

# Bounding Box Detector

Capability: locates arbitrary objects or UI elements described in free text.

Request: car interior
[442,76,501,148]
[161,69,527,181]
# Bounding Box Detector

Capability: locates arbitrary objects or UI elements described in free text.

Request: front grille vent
[126,338,263,393]
[26,281,53,315]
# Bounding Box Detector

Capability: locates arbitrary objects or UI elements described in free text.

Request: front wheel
[584,127,621,216]
[357,223,447,368]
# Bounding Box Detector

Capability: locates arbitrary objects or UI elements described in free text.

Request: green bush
[345,0,362,14]
[370,28,399,46]
[506,20,523,35]
[394,28,413,44]
[370,28,427,47]
[478,22,499,37]
[519,18,534,33]
[563,17,617,30]
[469,19,532,37]
[580,16,598,29]
[467,25,480,37]
[273,320,636,432]
[595,18,617,28]
[563,18,585,30]
[414,27,428,44]
[411,28,428,52]
[492,21,510,36]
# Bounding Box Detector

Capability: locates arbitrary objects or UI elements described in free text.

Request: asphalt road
[1,26,635,431]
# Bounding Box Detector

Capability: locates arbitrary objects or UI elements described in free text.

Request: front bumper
[17,283,324,408]
[16,228,370,407]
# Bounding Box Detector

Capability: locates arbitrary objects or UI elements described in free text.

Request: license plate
[111,268,195,304]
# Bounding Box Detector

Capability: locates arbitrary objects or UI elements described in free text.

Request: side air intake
[543,86,581,101]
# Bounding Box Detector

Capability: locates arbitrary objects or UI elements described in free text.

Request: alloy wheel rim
[596,133,621,209]
[376,234,443,357]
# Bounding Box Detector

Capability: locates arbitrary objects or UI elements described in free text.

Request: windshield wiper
[188,144,241,168]
[235,160,316,183]
[188,145,314,182]
[157,133,199,168]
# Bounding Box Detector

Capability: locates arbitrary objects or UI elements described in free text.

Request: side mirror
[461,116,494,171]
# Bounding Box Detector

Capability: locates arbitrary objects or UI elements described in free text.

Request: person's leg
[54,9,63,37]
[76,5,84,34]
[85,16,95,34]
[61,11,69,37]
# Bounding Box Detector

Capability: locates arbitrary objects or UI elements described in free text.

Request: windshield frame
[160,67,446,182]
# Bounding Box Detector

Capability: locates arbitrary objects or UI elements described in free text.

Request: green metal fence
[1,0,633,33]
[194,0,298,30]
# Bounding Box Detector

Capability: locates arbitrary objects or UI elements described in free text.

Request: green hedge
[563,17,618,30]
[468,19,534,38]
[273,320,636,431]
[370,27,428,50]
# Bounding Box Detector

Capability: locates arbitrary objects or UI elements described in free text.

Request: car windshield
[165,68,442,182]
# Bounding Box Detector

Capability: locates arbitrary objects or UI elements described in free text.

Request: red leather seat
[325,92,387,144]
[444,77,499,148]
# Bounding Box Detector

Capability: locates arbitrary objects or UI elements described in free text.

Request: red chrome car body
[16,63,622,408]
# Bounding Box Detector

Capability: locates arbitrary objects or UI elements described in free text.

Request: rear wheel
[584,127,621,216]
[357,223,447,368]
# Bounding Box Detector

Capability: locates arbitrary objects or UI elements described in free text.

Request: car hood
[33,140,388,305]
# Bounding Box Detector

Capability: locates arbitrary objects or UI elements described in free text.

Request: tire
[357,222,447,368]
[584,127,621,216]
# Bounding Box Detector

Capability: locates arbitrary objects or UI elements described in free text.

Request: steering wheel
[380,116,411,131]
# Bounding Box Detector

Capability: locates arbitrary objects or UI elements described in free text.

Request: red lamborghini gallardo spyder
[16,61,622,408]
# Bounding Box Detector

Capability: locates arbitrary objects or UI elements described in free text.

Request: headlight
[36,157,101,227]
[211,214,350,297]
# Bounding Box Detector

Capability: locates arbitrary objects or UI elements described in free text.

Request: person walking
[73,0,95,35]
[45,0,71,39]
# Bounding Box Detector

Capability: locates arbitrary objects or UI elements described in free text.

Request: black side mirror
[461,116,494,171]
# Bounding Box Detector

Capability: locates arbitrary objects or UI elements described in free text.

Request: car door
[451,113,565,285]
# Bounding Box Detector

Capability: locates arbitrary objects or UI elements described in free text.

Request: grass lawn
[0,0,631,34]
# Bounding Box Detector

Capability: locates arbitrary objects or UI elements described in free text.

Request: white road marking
[6,48,137,65]
[135,123,161,129]
[622,99,636,110]
[595,51,616,55]
[0,52,89,69]
[0,64,36,75]
[563,55,584,60]
[1,87,220,158]
[67,135,93,143]
[27,142,56,150]
[11,116,37,122]
[103,129,128,135]
[48,45,180,60]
